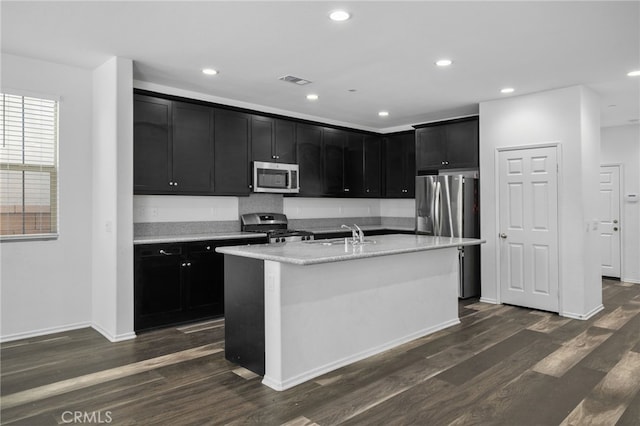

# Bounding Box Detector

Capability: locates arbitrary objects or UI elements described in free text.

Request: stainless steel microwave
[253,161,299,193]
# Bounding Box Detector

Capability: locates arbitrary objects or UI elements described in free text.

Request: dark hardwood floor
[2,278,639,425]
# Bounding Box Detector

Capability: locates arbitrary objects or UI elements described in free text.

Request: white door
[599,166,621,278]
[498,146,559,312]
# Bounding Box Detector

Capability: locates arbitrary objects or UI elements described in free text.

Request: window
[0,93,58,238]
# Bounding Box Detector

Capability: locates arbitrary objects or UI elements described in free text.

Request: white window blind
[0,93,58,237]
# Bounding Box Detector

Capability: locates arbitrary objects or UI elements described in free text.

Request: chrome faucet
[353,224,364,244]
[341,224,364,244]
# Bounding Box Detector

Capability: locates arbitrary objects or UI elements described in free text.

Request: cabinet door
[384,133,414,198]
[296,124,323,196]
[323,128,347,195]
[403,138,416,197]
[274,119,296,163]
[445,118,479,169]
[134,245,183,331]
[172,102,214,193]
[184,243,223,315]
[363,135,381,197]
[133,95,172,193]
[214,109,250,195]
[251,115,274,163]
[344,133,364,196]
[416,125,446,171]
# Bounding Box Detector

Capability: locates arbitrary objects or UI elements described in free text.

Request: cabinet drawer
[136,244,182,258]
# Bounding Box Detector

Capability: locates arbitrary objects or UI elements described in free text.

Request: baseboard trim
[91,323,137,343]
[479,297,499,304]
[262,317,460,391]
[561,304,605,320]
[0,321,91,343]
[622,277,640,285]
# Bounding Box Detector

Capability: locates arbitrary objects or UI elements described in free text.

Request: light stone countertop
[307,225,415,234]
[216,234,485,266]
[134,232,267,245]
[133,225,414,245]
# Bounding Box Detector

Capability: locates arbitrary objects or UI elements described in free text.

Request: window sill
[0,233,59,243]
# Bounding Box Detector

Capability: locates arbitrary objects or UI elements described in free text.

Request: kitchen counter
[133,231,266,245]
[220,234,485,391]
[216,234,483,265]
[307,225,415,234]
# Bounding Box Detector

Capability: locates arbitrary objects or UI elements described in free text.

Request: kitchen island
[217,234,484,391]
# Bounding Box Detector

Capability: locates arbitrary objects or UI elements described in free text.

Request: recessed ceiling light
[435,59,453,67]
[202,68,218,76]
[329,10,351,21]
[608,104,617,108]
[378,111,389,117]
[306,94,319,101]
[628,70,640,77]
[500,87,515,94]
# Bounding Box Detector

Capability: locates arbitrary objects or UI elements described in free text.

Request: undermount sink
[306,238,376,246]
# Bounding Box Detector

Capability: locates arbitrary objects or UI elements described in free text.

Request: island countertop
[216,234,485,266]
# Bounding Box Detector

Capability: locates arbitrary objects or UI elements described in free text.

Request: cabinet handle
[272,155,276,159]
[248,184,253,189]
[276,155,280,159]
[187,262,191,266]
[206,246,211,250]
[344,188,350,192]
[181,262,186,267]
[366,189,370,193]
[174,182,178,186]
[169,182,173,186]
[159,250,175,256]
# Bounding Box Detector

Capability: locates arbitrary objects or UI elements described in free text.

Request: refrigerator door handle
[434,182,440,235]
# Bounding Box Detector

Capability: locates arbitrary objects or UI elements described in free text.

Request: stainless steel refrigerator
[416,175,480,298]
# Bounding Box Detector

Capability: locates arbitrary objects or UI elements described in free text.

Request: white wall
[479,86,603,319]
[91,57,135,341]
[601,124,640,284]
[0,54,93,340]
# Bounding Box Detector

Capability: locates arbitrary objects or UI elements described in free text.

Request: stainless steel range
[241,213,314,243]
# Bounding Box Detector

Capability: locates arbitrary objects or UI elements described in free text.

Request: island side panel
[224,255,265,375]
[262,247,460,391]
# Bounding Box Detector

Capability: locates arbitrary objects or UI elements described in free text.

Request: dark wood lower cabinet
[134,237,266,332]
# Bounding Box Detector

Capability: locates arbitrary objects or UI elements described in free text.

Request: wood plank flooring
[1,279,639,425]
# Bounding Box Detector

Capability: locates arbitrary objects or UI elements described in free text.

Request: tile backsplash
[133,194,415,236]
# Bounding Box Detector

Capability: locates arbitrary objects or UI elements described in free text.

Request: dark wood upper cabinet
[213,109,251,195]
[251,116,273,163]
[296,123,323,196]
[323,128,348,195]
[363,135,382,197]
[172,101,214,193]
[344,133,364,196]
[384,132,415,198]
[415,117,479,172]
[274,119,296,163]
[133,95,172,193]
[251,116,296,164]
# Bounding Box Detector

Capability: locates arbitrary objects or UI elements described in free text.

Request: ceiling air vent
[279,75,312,85]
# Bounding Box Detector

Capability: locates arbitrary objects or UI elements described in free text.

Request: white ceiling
[2,1,639,132]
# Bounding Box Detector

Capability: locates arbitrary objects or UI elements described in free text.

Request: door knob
[500,233,508,239]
